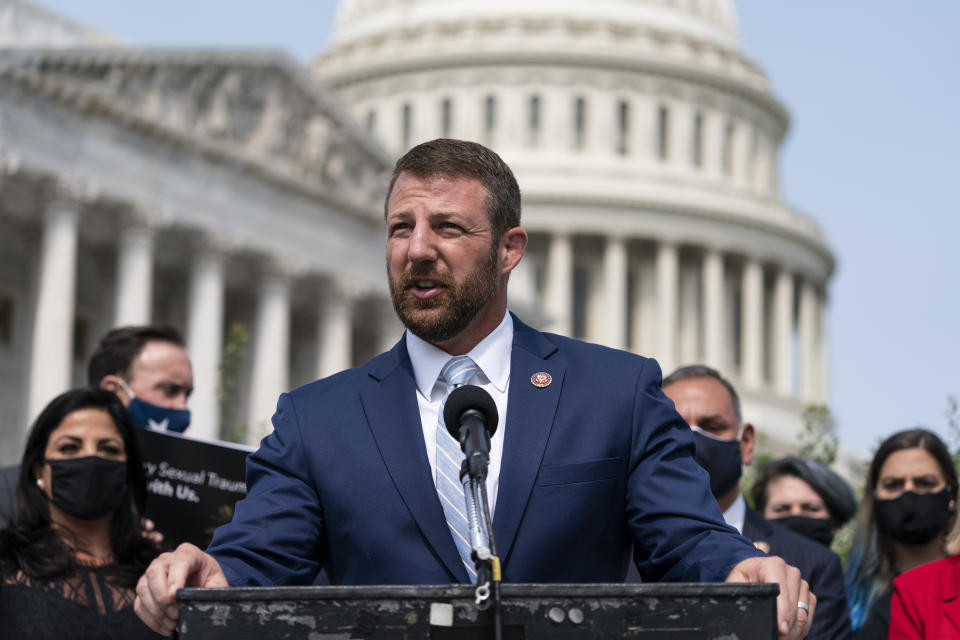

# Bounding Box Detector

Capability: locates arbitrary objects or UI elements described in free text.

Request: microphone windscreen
[443,385,499,438]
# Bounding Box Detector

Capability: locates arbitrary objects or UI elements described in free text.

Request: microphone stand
[460,465,502,640]
[478,479,502,640]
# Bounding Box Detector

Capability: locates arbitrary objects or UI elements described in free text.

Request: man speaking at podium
[135,139,815,638]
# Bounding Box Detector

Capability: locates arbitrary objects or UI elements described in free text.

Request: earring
[36,477,44,489]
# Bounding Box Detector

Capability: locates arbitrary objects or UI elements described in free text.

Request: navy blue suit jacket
[207,316,762,586]
[743,507,852,640]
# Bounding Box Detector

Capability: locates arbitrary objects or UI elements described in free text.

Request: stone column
[818,293,829,402]
[27,197,81,423]
[543,86,571,153]
[678,261,699,365]
[377,299,404,354]
[740,258,764,388]
[186,249,225,441]
[544,232,573,336]
[601,235,627,350]
[631,94,654,161]
[316,280,354,379]
[506,253,537,316]
[114,223,155,326]
[655,242,678,374]
[702,248,724,370]
[669,102,691,171]
[588,90,614,156]
[246,271,291,445]
[798,278,818,402]
[772,266,794,395]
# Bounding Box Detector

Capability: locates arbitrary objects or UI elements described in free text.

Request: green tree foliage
[218,322,248,444]
[798,404,838,465]
[947,394,960,470]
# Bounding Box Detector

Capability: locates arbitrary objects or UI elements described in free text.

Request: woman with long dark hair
[845,428,957,638]
[0,388,162,638]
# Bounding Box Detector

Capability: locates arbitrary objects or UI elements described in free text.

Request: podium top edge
[178,582,779,603]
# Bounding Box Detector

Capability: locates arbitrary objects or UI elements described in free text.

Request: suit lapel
[742,507,775,554]
[494,318,563,565]
[359,341,469,582]
[943,557,960,632]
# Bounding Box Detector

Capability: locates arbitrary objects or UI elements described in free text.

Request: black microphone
[443,385,499,480]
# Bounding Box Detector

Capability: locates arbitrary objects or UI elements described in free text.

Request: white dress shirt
[722,492,747,535]
[406,312,513,517]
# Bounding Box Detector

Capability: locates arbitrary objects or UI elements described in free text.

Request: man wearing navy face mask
[89,326,194,433]
[662,365,853,640]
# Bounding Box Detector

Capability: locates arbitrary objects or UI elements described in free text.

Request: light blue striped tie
[436,355,483,582]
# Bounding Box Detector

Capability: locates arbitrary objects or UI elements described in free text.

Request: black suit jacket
[743,507,852,640]
[0,464,19,529]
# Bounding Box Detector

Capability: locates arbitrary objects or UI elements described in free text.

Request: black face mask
[45,456,128,520]
[875,488,951,545]
[691,428,742,498]
[772,515,834,546]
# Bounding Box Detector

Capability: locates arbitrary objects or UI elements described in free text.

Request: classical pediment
[0,49,391,213]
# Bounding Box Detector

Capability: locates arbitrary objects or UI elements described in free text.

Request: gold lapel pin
[753,541,771,554]
[530,372,552,388]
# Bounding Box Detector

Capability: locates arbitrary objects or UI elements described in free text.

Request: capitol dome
[314,0,834,442]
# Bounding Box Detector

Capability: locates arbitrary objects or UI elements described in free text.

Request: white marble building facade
[0,41,400,462]
[314,0,834,442]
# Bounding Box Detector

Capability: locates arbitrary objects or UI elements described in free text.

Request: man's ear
[740,422,756,466]
[100,375,131,405]
[499,227,528,275]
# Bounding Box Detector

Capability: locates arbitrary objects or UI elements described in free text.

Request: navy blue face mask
[117,378,190,433]
[126,396,191,433]
[691,427,743,498]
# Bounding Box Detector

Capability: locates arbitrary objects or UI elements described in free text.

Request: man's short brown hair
[385,138,521,240]
[86,325,185,386]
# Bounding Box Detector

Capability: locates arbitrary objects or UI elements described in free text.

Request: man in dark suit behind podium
[661,365,852,640]
[135,139,815,638]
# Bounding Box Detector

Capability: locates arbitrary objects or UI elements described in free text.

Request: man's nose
[407,225,438,262]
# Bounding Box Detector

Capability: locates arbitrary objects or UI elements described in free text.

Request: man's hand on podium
[726,555,816,639]
[134,542,229,635]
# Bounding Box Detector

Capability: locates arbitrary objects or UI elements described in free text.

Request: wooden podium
[177,583,778,639]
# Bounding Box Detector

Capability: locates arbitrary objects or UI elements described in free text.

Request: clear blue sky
[34,1,960,456]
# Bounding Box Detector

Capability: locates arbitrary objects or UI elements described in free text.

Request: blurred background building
[0,0,835,465]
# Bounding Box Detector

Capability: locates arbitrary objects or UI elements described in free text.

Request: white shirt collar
[406,312,513,399]
[722,492,747,535]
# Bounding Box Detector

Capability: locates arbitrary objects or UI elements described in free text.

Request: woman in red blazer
[890,518,960,639]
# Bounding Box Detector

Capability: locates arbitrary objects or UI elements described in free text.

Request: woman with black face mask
[844,428,957,640]
[752,455,858,548]
[0,388,163,639]
[890,506,960,638]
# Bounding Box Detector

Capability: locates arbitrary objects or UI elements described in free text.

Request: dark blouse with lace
[0,561,163,640]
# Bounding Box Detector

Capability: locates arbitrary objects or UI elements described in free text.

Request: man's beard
[389,249,499,345]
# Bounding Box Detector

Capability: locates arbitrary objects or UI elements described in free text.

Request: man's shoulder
[0,464,18,487]
[287,344,407,400]
[514,318,656,370]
